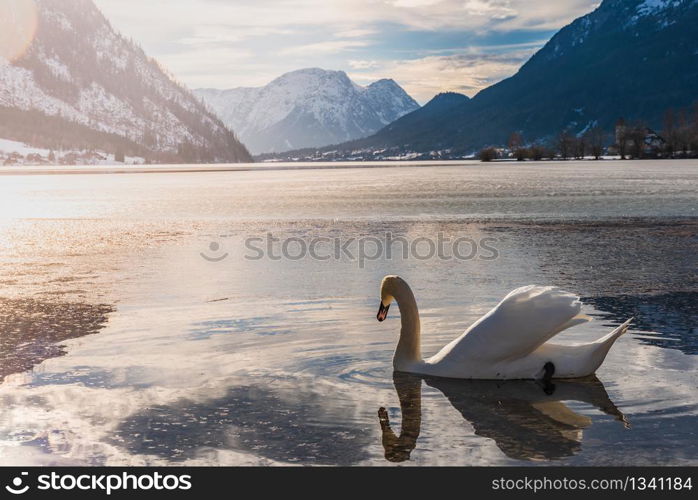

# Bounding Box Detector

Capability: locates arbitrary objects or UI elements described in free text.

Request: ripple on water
[288,348,395,389]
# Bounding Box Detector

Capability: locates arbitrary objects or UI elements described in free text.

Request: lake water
[0,160,696,466]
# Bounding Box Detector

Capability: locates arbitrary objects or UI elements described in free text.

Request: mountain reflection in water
[379,373,628,463]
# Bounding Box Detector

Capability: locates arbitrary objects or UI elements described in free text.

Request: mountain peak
[285,67,344,76]
[368,78,398,88]
[270,68,351,85]
[427,92,470,107]
[196,69,419,154]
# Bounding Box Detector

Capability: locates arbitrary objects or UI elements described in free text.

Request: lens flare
[0,0,38,63]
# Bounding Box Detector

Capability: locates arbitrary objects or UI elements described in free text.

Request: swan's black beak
[377,302,390,322]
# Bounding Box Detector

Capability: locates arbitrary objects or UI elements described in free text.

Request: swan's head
[377,275,404,322]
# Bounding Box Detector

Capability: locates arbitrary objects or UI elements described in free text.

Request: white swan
[376,275,633,380]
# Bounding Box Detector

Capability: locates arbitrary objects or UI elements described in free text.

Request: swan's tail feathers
[587,318,633,371]
[595,317,633,345]
[609,317,633,339]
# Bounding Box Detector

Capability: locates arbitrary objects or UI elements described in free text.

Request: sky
[94,0,600,103]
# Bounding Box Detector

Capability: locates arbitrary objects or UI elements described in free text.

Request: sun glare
[0,0,38,62]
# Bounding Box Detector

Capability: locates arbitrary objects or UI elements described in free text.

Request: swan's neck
[392,283,422,370]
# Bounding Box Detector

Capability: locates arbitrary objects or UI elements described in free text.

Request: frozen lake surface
[0,160,696,465]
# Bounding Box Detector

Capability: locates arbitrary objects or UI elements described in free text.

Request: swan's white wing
[430,285,590,363]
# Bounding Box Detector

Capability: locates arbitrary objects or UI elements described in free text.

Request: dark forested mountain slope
[324,0,698,155]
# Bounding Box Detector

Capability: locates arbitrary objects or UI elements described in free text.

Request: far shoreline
[1,158,696,176]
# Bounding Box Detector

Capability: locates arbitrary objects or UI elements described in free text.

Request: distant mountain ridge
[0,0,251,163]
[195,68,419,154]
[310,0,698,157]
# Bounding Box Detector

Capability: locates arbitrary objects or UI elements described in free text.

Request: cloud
[348,59,380,70]
[95,0,599,40]
[349,47,539,103]
[93,0,599,93]
[178,27,295,47]
[154,46,256,87]
[280,39,371,56]
[461,0,517,19]
[335,28,378,38]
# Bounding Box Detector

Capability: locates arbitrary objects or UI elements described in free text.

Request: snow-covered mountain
[195,68,419,154]
[0,0,251,164]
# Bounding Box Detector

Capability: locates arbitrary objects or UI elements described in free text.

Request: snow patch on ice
[0,138,145,166]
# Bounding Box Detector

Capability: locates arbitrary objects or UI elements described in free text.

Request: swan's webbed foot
[540,362,556,395]
[543,361,555,380]
[378,407,391,430]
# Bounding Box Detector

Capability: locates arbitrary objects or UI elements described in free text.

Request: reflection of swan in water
[378,373,422,462]
[378,372,629,462]
[377,276,632,379]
